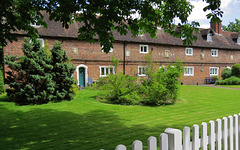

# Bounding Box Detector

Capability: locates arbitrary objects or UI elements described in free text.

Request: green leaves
[222,19,240,32]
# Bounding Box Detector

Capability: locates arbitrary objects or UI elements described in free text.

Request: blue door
[79,67,85,87]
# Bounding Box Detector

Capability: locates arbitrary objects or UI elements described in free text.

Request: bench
[205,77,216,84]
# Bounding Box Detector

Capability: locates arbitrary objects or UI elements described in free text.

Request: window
[140,45,148,53]
[30,38,44,47]
[211,49,218,57]
[207,32,213,42]
[138,66,147,76]
[37,38,44,47]
[185,48,193,56]
[102,46,113,53]
[210,67,219,76]
[184,67,194,76]
[99,66,115,77]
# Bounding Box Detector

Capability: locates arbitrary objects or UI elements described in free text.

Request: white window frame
[211,49,218,57]
[210,67,219,76]
[140,45,149,54]
[184,67,194,76]
[99,66,115,77]
[102,46,113,53]
[185,48,193,56]
[138,66,147,76]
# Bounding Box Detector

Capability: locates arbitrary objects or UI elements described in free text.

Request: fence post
[216,119,222,150]
[234,114,239,150]
[201,122,207,150]
[223,117,228,150]
[209,120,215,150]
[183,126,190,150]
[115,145,126,150]
[132,140,142,150]
[148,136,157,150]
[164,128,182,150]
[229,116,233,150]
[160,133,168,150]
[192,124,200,150]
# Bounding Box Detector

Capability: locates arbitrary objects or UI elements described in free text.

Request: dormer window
[237,37,240,45]
[207,32,213,42]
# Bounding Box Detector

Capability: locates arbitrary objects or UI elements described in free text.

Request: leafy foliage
[215,76,240,85]
[222,19,240,32]
[0,70,5,94]
[221,68,232,80]
[5,38,76,104]
[232,63,240,78]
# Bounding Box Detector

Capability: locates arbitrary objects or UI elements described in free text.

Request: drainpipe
[123,42,126,74]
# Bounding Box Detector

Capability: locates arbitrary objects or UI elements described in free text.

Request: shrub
[0,69,5,94]
[103,73,141,105]
[215,76,240,85]
[213,75,219,80]
[232,63,240,78]
[143,62,183,105]
[221,68,232,80]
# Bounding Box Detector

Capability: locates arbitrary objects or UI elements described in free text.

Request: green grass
[217,85,240,89]
[1,86,240,150]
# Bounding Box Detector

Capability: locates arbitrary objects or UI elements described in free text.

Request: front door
[79,67,85,87]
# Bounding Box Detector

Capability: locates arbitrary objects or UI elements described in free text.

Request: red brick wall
[4,36,240,85]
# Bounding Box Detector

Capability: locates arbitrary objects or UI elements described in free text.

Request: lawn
[0,86,240,150]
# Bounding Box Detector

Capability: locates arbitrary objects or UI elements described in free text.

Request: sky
[184,0,240,28]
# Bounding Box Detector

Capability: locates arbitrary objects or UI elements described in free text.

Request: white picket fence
[115,113,240,150]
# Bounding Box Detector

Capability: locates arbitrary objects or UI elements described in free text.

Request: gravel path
[199,84,240,90]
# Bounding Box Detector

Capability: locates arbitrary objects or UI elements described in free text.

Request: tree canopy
[1,0,223,52]
[222,19,240,32]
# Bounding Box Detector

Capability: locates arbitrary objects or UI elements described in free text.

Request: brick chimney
[210,20,222,34]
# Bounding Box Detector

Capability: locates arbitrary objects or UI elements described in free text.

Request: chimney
[210,20,222,34]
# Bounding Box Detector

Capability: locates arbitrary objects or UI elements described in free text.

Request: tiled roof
[15,12,240,50]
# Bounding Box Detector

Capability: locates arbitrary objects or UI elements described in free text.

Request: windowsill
[140,52,148,54]
[210,74,218,76]
[184,75,194,76]
[186,54,193,56]
[211,55,218,57]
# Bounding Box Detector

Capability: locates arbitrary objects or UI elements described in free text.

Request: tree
[232,63,240,78]
[5,38,54,104]
[5,38,76,104]
[222,19,240,32]
[50,41,76,100]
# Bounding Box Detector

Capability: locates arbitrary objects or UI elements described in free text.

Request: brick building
[4,13,240,86]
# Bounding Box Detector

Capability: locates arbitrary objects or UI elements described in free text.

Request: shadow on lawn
[0,104,187,150]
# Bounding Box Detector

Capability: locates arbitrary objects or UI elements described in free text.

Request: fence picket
[228,116,233,150]
[148,136,157,150]
[234,114,238,150]
[192,124,200,150]
[201,122,207,150]
[223,117,228,150]
[209,121,215,150]
[183,127,190,150]
[132,140,142,150]
[159,133,168,150]
[216,119,222,150]
[115,145,126,150]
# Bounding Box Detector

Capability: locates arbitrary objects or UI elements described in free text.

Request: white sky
[184,0,240,28]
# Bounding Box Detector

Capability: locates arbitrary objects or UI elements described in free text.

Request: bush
[143,62,183,105]
[0,69,5,94]
[103,73,142,105]
[232,63,240,78]
[215,76,240,85]
[221,68,232,80]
